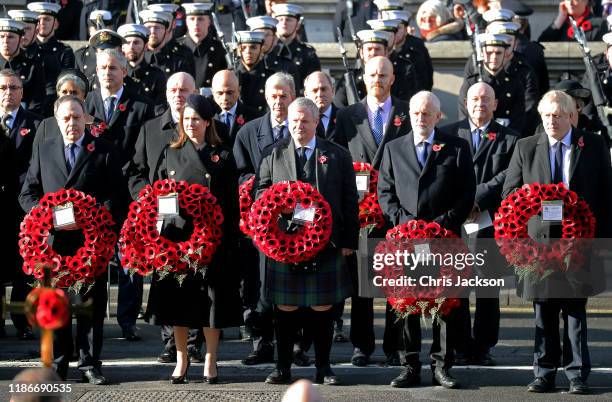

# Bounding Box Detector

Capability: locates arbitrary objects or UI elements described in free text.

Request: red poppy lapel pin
[20,128,30,137]
[393,113,407,127]
[211,154,220,163]
[577,136,585,149]
[432,143,445,152]
[87,143,95,152]
[236,115,245,125]
[117,103,127,112]
[318,155,328,164]
[484,132,497,141]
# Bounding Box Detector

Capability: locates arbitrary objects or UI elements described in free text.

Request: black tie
[553,142,563,184]
[66,143,77,173]
[297,147,307,170]
[316,120,325,137]
[0,114,10,134]
[274,125,285,142]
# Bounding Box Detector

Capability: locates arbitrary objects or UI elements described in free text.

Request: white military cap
[486,21,520,35]
[0,18,26,35]
[247,16,278,31]
[373,0,403,11]
[478,33,513,47]
[89,10,113,22]
[235,30,267,44]
[139,10,173,27]
[356,29,395,47]
[117,24,149,40]
[27,2,62,16]
[367,18,401,32]
[7,10,39,24]
[482,8,515,23]
[147,3,179,14]
[381,10,411,24]
[271,4,303,18]
[182,3,214,15]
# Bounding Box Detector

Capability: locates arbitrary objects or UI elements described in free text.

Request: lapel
[473,123,496,161]
[11,107,27,149]
[405,131,423,176]
[456,120,473,155]
[257,113,276,151]
[281,138,298,181]
[66,133,95,186]
[91,90,107,123]
[314,140,328,194]
[420,129,444,178]
[326,104,337,136]
[107,88,128,127]
[536,132,552,184]
[49,133,70,182]
[569,130,583,182]
[353,100,378,159]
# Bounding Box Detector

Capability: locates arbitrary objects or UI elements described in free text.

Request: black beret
[186,94,215,120]
[554,80,591,100]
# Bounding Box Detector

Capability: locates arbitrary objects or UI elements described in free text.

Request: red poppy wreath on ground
[119,179,223,282]
[494,183,596,279]
[248,181,333,264]
[353,162,384,230]
[238,175,256,237]
[377,220,470,321]
[18,189,117,290]
[25,287,70,330]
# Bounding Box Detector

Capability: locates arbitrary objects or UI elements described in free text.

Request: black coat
[0,51,47,116]
[214,101,262,148]
[144,42,196,79]
[333,97,411,169]
[538,15,607,42]
[85,87,155,169]
[236,61,275,114]
[397,35,434,92]
[316,104,339,141]
[378,129,476,234]
[7,108,42,192]
[177,34,228,89]
[74,45,97,81]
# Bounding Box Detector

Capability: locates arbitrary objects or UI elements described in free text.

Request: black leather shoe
[17,327,35,341]
[333,329,348,343]
[293,350,311,367]
[158,351,177,363]
[454,352,471,366]
[527,377,554,393]
[315,366,340,385]
[265,369,292,384]
[55,366,68,381]
[432,368,459,389]
[239,326,253,341]
[390,367,420,388]
[122,327,141,341]
[350,350,370,367]
[188,348,205,363]
[568,378,588,395]
[385,352,401,366]
[242,350,275,365]
[82,368,108,385]
[473,352,496,366]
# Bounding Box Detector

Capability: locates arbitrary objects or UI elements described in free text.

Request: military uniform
[333,66,367,107]
[236,61,275,113]
[265,43,302,92]
[0,52,47,116]
[277,40,321,91]
[75,45,98,81]
[34,36,76,85]
[388,51,419,102]
[177,34,227,89]
[398,35,434,91]
[144,42,196,79]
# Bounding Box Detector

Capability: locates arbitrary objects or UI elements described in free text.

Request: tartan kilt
[265,248,352,306]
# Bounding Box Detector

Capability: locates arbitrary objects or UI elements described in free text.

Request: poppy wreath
[494,183,596,280]
[248,180,333,264]
[119,179,224,282]
[24,287,70,330]
[353,162,384,230]
[18,189,117,291]
[376,220,470,321]
[238,175,256,236]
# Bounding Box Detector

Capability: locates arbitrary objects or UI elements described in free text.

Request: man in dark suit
[0,69,41,340]
[502,90,612,395]
[211,70,262,148]
[233,72,297,365]
[126,71,205,363]
[19,95,124,384]
[257,97,359,385]
[333,56,412,368]
[441,82,519,366]
[304,71,339,142]
[378,91,476,389]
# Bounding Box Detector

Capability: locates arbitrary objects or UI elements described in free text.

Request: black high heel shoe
[205,363,218,384]
[170,359,191,384]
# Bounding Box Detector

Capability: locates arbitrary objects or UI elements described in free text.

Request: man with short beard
[177,3,227,90]
[234,31,275,113]
[0,19,46,116]
[139,10,195,79]
[118,24,167,110]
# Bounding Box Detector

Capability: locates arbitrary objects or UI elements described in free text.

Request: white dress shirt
[548,129,573,188]
[366,96,392,136]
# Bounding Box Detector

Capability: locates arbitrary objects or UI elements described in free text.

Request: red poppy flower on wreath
[119,179,224,281]
[18,189,117,290]
[87,143,95,152]
[211,154,220,163]
[20,128,30,137]
[353,162,384,229]
[238,176,255,236]
[118,103,127,112]
[248,181,333,264]
[25,287,70,330]
[236,115,245,125]
[318,155,328,164]
[98,122,107,131]
[494,183,596,279]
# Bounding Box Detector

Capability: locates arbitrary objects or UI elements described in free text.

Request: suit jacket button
[170,170,175,175]
[85,52,89,56]
[53,47,57,51]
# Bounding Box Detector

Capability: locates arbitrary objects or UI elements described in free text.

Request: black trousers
[244,249,275,354]
[401,312,454,370]
[116,263,143,332]
[53,279,107,371]
[533,299,590,381]
[455,288,501,356]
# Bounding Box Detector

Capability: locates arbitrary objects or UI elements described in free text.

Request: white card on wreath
[158,194,179,216]
[293,204,316,224]
[463,210,493,235]
[53,203,77,230]
[156,219,164,234]
[541,200,563,222]
[413,242,431,261]
[355,173,370,193]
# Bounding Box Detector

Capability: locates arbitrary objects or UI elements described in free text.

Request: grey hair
[416,0,453,27]
[56,73,88,96]
[289,97,319,120]
[410,90,441,112]
[96,48,128,69]
[0,69,22,85]
[537,90,577,116]
[54,95,86,117]
[265,72,296,97]
[303,71,333,90]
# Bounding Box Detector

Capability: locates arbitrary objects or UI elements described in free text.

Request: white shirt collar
[366,95,392,113]
[223,102,238,116]
[101,85,124,103]
[294,135,317,151]
[468,119,491,133]
[271,116,287,130]
[547,129,572,148]
[321,104,332,119]
[413,130,435,147]
[63,133,85,148]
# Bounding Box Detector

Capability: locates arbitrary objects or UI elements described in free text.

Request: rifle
[337,27,360,105]
[570,17,612,143]
[211,12,236,70]
[132,0,141,24]
[345,0,358,44]
[464,15,483,81]
[239,0,250,21]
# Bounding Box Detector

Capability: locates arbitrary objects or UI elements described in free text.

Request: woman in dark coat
[150,94,242,384]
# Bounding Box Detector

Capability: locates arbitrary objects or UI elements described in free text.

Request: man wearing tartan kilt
[255,97,360,385]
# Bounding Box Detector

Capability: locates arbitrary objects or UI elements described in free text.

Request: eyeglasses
[0,85,23,92]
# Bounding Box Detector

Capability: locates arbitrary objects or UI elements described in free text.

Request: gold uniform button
[145,87,150,92]
[166,68,170,72]
[85,52,89,56]
[53,47,57,51]
[205,173,211,179]
[505,77,509,82]
[145,71,149,75]
[21,75,25,80]
[296,61,300,65]
[261,73,265,77]
[84,65,87,69]
[506,93,511,98]
[208,62,213,67]
[22,62,26,66]
[505,110,510,115]
[297,47,301,52]
[259,89,264,93]
[210,46,215,51]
